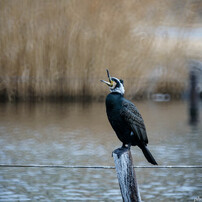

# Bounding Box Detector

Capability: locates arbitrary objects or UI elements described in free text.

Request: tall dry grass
[0,0,201,101]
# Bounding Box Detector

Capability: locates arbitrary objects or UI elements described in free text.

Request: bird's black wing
[120,99,148,144]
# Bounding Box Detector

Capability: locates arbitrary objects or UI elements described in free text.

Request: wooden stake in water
[113,147,141,202]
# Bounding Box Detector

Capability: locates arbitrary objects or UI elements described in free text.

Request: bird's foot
[121,143,131,150]
[112,146,129,158]
[127,143,131,150]
[121,143,127,149]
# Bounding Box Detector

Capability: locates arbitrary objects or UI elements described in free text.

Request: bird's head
[101,69,125,95]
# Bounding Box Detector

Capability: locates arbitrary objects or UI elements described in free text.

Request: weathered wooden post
[113,147,141,202]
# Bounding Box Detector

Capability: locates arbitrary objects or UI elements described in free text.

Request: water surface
[0,101,201,201]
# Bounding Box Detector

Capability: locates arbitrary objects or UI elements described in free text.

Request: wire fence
[0,164,202,169]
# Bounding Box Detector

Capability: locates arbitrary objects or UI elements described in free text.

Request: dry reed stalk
[0,0,201,101]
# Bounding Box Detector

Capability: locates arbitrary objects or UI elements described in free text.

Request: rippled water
[0,100,201,201]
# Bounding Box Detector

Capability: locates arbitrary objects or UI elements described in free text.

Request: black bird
[101,69,157,165]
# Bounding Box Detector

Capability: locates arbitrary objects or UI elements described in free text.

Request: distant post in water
[113,147,141,202]
[189,70,199,124]
[188,60,202,124]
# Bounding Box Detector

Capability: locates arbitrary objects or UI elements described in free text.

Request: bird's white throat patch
[110,77,125,95]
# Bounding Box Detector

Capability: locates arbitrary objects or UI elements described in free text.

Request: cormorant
[101,69,157,165]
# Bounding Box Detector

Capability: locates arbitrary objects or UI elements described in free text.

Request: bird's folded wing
[120,103,148,144]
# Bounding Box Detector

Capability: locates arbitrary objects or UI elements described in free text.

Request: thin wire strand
[0,164,202,169]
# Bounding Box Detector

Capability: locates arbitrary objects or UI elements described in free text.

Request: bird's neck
[110,89,124,95]
[110,84,125,95]
[110,92,124,97]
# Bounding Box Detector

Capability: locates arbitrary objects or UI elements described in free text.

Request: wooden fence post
[112,147,141,202]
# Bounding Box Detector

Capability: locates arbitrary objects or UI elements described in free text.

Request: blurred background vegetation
[0,0,201,101]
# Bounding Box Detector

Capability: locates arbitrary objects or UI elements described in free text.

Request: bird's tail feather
[140,145,158,165]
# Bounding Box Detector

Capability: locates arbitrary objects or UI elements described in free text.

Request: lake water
[0,100,201,201]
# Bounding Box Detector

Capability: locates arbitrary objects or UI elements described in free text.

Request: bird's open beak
[100,69,113,87]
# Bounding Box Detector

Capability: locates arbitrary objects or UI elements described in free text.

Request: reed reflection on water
[0,101,201,201]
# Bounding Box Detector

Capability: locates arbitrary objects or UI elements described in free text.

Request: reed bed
[0,0,201,101]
